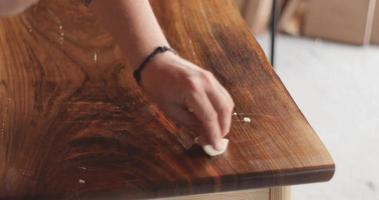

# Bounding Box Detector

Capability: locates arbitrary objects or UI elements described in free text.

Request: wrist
[140,51,179,84]
[148,50,179,68]
[134,46,178,86]
[131,43,171,68]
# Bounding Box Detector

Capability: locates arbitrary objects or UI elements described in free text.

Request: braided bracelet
[133,46,177,86]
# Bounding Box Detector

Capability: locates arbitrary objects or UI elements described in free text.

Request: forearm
[91,0,234,150]
[0,0,39,16]
[90,0,170,68]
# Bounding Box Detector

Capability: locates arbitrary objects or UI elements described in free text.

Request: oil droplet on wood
[58,25,64,45]
[93,52,97,63]
[243,117,251,123]
[1,99,10,138]
[59,35,64,45]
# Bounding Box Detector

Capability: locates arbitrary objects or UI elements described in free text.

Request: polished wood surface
[0,0,334,199]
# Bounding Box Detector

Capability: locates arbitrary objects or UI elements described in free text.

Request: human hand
[0,0,39,16]
[140,52,234,150]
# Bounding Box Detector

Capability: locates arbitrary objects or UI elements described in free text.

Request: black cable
[270,0,278,67]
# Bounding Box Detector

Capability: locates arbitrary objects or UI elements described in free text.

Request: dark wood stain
[0,0,334,199]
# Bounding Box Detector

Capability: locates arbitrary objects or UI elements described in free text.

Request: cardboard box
[371,1,379,44]
[304,0,376,45]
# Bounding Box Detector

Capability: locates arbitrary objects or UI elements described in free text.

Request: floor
[256,34,379,200]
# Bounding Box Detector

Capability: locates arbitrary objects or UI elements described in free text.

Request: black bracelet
[83,0,92,7]
[133,46,177,86]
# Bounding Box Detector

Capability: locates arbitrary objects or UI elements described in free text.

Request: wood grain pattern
[0,0,334,199]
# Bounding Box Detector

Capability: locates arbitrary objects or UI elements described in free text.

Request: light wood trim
[270,186,291,200]
[155,188,269,200]
[155,186,292,200]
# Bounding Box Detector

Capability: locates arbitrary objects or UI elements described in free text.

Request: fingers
[184,88,223,150]
[206,84,234,137]
[159,103,199,132]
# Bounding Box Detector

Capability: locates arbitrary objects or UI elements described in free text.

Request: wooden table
[0,0,334,199]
